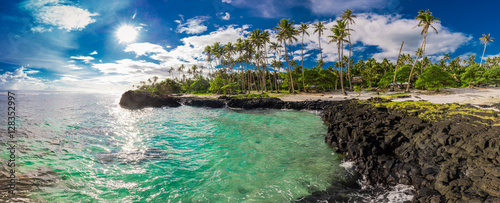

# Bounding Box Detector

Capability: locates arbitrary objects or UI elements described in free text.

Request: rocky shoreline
[119,90,500,202]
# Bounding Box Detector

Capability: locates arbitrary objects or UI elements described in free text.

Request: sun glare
[116,25,138,43]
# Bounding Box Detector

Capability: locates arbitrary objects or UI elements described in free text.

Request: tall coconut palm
[298,22,309,91]
[312,22,326,67]
[204,45,213,77]
[328,20,349,96]
[406,9,440,92]
[249,29,266,92]
[480,33,494,67]
[262,30,271,91]
[269,42,282,93]
[275,19,296,93]
[341,9,357,89]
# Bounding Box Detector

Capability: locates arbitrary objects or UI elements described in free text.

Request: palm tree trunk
[480,43,487,67]
[406,33,427,92]
[340,42,345,96]
[392,41,404,91]
[318,33,323,68]
[301,35,305,92]
[347,26,352,89]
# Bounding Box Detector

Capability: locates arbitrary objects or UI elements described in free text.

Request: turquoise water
[1,92,342,202]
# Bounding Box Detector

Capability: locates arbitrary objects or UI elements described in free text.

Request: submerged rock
[119,90,181,109]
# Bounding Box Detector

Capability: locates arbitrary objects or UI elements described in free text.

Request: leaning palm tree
[406,9,440,92]
[312,21,326,68]
[480,33,494,67]
[341,9,357,89]
[298,22,309,91]
[328,20,349,96]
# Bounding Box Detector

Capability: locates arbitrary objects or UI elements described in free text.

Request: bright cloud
[23,0,98,31]
[292,13,471,63]
[152,25,249,68]
[0,67,49,90]
[70,55,94,63]
[92,59,163,74]
[176,16,210,34]
[220,12,231,20]
[124,43,167,57]
[90,51,98,55]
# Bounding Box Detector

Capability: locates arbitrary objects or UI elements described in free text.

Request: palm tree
[406,9,440,92]
[341,9,357,89]
[262,30,271,91]
[298,22,309,91]
[269,42,282,93]
[275,19,296,93]
[250,29,266,92]
[328,20,349,96]
[204,46,213,77]
[313,22,326,68]
[480,33,494,67]
[444,53,451,64]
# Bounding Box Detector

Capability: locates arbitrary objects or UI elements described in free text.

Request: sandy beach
[182,87,500,106]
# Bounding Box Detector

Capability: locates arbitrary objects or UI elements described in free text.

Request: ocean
[0,92,344,202]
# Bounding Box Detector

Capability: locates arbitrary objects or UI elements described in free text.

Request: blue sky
[0,0,498,92]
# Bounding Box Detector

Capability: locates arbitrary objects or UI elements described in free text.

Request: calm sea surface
[1,92,344,202]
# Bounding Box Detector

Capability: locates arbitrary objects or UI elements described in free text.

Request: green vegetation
[132,9,498,98]
[415,65,456,91]
[361,100,500,126]
[378,93,410,99]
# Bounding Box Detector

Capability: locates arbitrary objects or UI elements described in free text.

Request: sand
[181,87,500,107]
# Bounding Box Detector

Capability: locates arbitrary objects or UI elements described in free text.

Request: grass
[378,93,411,99]
[361,99,500,126]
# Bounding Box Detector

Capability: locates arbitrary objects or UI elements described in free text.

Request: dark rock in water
[119,90,181,109]
[226,98,284,109]
[178,97,225,108]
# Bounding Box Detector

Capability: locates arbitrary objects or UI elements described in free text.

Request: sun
[116,25,138,43]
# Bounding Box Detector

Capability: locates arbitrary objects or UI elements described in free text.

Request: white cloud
[291,13,471,63]
[124,43,167,57]
[92,59,163,74]
[349,14,472,61]
[220,12,231,20]
[70,56,94,63]
[65,64,83,70]
[30,26,53,33]
[222,0,232,3]
[176,16,210,34]
[0,67,49,90]
[90,51,98,55]
[24,0,98,31]
[151,25,250,68]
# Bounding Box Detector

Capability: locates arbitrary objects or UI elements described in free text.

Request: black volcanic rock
[178,97,226,108]
[321,100,500,202]
[226,98,284,109]
[119,90,181,109]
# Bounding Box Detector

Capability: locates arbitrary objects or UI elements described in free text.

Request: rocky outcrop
[321,99,500,202]
[119,90,181,109]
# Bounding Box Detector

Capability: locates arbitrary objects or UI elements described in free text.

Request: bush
[415,65,456,91]
[460,65,486,87]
